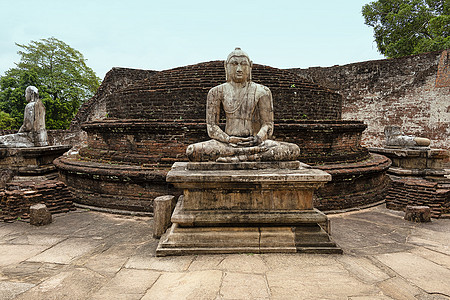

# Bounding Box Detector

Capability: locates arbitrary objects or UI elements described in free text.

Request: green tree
[0,37,101,129]
[362,0,450,58]
[0,111,17,129]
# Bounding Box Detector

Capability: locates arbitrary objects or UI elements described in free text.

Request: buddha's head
[25,86,39,103]
[384,125,402,137]
[225,47,252,83]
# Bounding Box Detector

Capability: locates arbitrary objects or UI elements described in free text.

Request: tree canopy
[0,37,101,129]
[362,0,450,58]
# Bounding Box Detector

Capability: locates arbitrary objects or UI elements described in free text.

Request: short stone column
[404,205,431,222]
[30,203,52,226]
[153,195,176,238]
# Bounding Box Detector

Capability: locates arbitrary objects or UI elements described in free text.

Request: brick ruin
[386,176,449,218]
[4,50,448,220]
[0,180,75,222]
[291,49,450,217]
[0,146,75,222]
[291,49,449,152]
[55,61,390,213]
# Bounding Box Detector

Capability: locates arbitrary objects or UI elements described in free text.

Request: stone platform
[0,146,75,222]
[369,147,450,218]
[369,147,449,176]
[0,145,71,177]
[156,162,342,255]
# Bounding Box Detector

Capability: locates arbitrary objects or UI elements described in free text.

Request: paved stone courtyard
[0,204,449,300]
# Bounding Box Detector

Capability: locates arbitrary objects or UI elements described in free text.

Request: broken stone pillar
[404,205,431,222]
[153,195,176,238]
[30,203,52,226]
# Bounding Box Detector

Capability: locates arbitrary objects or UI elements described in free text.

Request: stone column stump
[153,195,176,238]
[30,203,52,226]
[404,205,431,222]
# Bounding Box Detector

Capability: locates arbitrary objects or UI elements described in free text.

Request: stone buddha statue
[0,86,48,148]
[384,125,430,148]
[186,48,300,162]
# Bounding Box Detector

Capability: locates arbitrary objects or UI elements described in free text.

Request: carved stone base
[0,145,71,176]
[156,161,342,256]
[369,147,449,176]
[156,223,342,256]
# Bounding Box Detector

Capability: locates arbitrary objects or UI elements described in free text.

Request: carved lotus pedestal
[156,161,342,256]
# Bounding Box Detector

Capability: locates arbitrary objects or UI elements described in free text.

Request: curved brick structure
[78,119,369,166]
[57,61,389,213]
[107,61,342,121]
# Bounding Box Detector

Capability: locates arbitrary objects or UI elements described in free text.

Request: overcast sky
[0,0,384,80]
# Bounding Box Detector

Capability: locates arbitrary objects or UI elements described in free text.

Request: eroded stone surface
[0,281,35,300]
[91,269,160,300]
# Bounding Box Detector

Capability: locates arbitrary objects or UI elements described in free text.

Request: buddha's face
[226,56,251,83]
[25,86,38,103]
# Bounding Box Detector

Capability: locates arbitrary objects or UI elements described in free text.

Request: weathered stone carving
[384,125,430,148]
[186,48,299,162]
[0,86,48,148]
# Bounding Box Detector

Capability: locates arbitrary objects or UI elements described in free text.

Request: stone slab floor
[0,204,449,300]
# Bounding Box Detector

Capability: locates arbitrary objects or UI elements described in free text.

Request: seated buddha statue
[186,48,300,163]
[384,125,430,148]
[0,86,48,148]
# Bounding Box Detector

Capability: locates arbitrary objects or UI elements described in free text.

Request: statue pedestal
[0,145,71,178]
[369,147,450,218]
[0,145,75,222]
[156,162,342,256]
[369,147,449,176]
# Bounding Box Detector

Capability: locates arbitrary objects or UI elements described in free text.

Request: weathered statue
[0,86,48,148]
[384,125,430,148]
[186,48,300,162]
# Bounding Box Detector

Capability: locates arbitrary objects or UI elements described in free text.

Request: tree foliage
[362,0,450,58]
[0,37,101,129]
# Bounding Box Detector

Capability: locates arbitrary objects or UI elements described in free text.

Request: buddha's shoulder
[251,82,271,97]
[208,83,228,94]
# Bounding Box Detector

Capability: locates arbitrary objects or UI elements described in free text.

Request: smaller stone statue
[0,86,48,148]
[384,125,430,148]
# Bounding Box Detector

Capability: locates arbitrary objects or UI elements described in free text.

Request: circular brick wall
[56,62,389,213]
[106,61,342,121]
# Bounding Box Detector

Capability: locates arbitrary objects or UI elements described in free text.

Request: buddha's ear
[224,61,229,82]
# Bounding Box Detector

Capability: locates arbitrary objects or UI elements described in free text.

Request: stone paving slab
[26,237,100,264]
[0,205,448,299]
[91,269,160,300]
[141,270,222,300]
[0,282,35,300]
[0,245,49,267]
[375,252,450,295]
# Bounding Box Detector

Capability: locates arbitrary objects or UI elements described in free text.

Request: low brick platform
[0,180,75,222]
[386,176,450,218]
